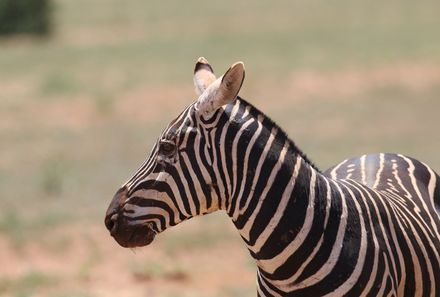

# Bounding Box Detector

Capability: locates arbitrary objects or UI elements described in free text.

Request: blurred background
[0,0,439,296]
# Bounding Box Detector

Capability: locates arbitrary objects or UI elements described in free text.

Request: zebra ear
[196,61,245,117]
[193,57,216,96]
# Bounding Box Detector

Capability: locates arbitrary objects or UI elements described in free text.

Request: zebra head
[105,58,245,248]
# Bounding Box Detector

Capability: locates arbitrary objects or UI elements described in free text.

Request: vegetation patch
[0,0,51,36]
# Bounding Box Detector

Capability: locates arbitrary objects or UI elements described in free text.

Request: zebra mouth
[109,216,156,248]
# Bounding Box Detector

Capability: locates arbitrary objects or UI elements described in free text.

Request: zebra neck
[226,138,322,269]
[210,98,326,273]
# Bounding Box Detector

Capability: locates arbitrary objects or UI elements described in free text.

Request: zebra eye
[159,140,176,156]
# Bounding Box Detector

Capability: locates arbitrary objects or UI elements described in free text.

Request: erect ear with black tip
[193,57,216,96]
[196,61,245,116]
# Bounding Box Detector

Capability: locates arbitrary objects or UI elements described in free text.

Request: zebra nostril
[105,213,119,234]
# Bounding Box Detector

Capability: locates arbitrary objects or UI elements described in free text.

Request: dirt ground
[0,217,256,297]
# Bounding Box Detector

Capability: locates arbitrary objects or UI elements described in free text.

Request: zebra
[105,57,440,296]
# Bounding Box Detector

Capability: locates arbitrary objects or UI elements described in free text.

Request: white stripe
[372,153,385,189]
[330,159,348,179]
[360,155,367,185]
[423,162,438,204]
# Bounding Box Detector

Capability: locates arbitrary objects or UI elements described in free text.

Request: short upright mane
[237,96,321,172]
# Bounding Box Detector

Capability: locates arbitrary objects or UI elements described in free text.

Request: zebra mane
[236,96,321,172]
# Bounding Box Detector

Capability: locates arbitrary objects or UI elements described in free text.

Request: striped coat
[105,58,440,296]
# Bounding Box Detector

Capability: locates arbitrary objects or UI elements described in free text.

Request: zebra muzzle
[105,211,156,248]
[105,186,156,248]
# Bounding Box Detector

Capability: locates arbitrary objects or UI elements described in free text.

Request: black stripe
[435,173,440,214]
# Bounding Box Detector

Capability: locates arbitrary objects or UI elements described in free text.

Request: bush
[0,0,51,36]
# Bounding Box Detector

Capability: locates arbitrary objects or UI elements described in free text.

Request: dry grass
[0,0,439,296]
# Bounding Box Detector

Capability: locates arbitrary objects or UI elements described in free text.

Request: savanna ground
[0,1,440,296]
